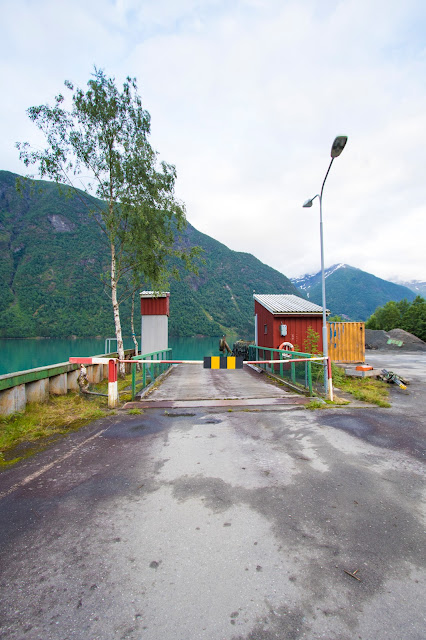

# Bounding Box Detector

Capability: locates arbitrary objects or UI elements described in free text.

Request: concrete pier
[26,378,50,404]
[0,384,26,415]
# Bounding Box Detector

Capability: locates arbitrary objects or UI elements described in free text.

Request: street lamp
[303,135,348,398]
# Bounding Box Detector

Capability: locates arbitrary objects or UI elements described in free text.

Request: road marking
[0,428,108,501]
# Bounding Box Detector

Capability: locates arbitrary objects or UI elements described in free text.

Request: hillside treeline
[366,296,426,341]
[0,170,298,339]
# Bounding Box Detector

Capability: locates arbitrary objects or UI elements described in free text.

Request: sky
[1,0,426,284]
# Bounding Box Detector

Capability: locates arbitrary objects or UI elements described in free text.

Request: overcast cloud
[1,0,425,283]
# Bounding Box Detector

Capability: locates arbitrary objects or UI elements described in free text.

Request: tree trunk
[131,291,139,357]
[111,242,126,377]
[131,291,141,372]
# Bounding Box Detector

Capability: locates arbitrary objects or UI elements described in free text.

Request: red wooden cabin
[254,294,327,352]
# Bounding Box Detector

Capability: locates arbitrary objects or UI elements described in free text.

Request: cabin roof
[254,294,327,315]
[139,291,170,298]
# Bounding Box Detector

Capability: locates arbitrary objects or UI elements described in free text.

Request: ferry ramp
[124,363,310,409]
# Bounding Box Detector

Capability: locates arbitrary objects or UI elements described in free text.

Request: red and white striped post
[69,357,119,408]
[327,357,334,401]
[108,359,118,408]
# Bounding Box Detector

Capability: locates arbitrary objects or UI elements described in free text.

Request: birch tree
[17,68,198,375]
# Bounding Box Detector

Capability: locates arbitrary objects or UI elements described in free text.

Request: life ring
[278,341,294,351]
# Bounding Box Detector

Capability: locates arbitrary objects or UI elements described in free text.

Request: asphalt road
[0,355,425,640]
[324,350,426,463]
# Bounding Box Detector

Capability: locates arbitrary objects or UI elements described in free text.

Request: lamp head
[331,135,348,158]
[303,194,318,208]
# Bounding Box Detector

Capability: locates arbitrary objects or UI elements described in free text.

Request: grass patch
[91,373,134,402]
[340,379,391,407]
[127,408,143,415]
[331,395,350,405]
[305,395,350,410]
[92,372,133,395]
[331,364,391,408]
[306,400,326,410]
[0,372,143,469]
[0,393,113,468]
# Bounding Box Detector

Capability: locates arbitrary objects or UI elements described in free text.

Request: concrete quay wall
[0,350,134,416]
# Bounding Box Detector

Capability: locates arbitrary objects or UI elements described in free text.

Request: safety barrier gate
[129,347,331,401]
[70,347,332,408]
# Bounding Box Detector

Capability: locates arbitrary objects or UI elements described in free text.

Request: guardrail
[126,347,331,401]
[0,349,135,416]
[131,349,173,400]
[248,345,329,397]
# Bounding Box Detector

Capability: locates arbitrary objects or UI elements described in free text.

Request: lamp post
[303,135,348,398]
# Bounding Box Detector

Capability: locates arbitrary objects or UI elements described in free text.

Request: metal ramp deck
[123,363,311,410]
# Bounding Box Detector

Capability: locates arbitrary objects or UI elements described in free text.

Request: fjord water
[0,336,226,376]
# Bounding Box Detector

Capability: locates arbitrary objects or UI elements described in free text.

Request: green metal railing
[131,348,173,400]
[248,345,317,396]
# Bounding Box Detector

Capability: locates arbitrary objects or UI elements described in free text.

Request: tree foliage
[303,326,321,354]
[366,296,426,341]
[17,68,199,373]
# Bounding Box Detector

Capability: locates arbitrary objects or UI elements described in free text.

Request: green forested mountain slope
[292,264,417,321]
[0,171,298,338]
[168,223,299,336]
[0,171,114,338]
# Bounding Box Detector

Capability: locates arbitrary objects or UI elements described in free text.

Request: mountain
[391,280,426,298]
[291,264,417,321]
[0,170,299,339]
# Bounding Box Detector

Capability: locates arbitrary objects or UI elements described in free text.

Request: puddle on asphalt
[325,416,372,438]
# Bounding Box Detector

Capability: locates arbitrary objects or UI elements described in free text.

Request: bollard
[327,357,334,401]
[108,359,119,408]
[69,356,119,407]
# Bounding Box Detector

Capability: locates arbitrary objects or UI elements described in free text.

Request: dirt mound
[365,328,426,351]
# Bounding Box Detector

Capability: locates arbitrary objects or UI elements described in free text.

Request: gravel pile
[365,329,389,350]
[365,328,426,351]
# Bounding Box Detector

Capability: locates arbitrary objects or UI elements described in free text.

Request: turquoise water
[0,336,226,376]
